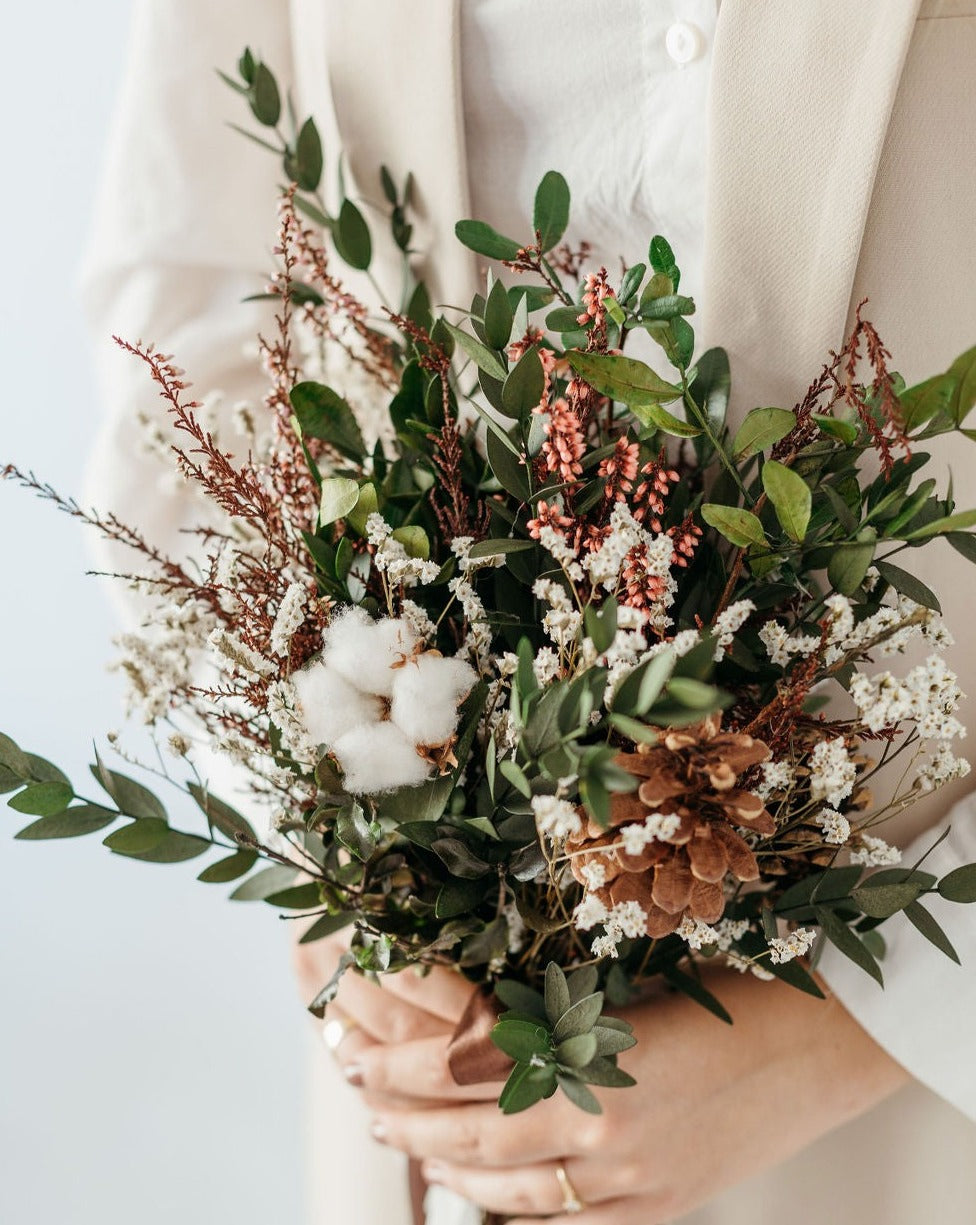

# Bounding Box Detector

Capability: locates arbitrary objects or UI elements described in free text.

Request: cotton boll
[390,653,477,745]
[291,659,383,747]
[325,612,418,698]
[332,722,432,793]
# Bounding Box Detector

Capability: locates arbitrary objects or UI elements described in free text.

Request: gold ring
[555,1162,586,1215]
[321,1013,358,1053]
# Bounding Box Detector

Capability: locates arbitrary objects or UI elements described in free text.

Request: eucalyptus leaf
[333,198,372,270]
[319,477,361,526]
[552,992,604,1042]
[567,351,681,408]
[533,170,570,252]
[762,460,811,543]
[733,407,795,459]
[455,220,523,262]
[7,781,72,817]
[290,382,365,460]
[700,504,767,549]
[15,804,116,840]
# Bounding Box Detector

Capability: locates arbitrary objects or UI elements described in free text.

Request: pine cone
[568,714,774,937]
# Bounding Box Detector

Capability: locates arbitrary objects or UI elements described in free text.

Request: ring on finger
[555,1162,586,1215]
[322,1012,359,1054]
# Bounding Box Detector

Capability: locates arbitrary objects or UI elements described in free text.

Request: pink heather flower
[599,438,640,502]
[537,396,586,484]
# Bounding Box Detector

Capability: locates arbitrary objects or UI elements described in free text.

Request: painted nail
[343,1062,364,1087]
[370,1119,388,1144]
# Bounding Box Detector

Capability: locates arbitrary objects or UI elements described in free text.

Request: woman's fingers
[506,1201,668,1225]
[372,1097,594,1166]
[421,1156,622,1216]
[351,1034,500,1102]
[374,962,477,1026]
[332,964,454,1044]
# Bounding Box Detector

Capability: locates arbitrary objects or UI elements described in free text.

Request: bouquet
[6,48,976,1139]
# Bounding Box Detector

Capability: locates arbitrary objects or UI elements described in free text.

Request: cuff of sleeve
[817,796,976,1124]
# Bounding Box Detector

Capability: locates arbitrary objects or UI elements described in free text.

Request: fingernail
[370,1119,388,1144]
[423,1161,446,1185]
[343,1062,364,1088]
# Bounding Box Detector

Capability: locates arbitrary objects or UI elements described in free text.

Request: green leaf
[947,531,976,563]
[187,782,257,844]
[499,759,532,799]
[552,992,604,1042]
[828,535,876,596]
[298,910,355,944]
[15,804,116,840]
[851,880,924,918]
[238,47,255,84]
[533,170,571,252]
[557,1073,603,1114]
[591,1024,638,1056]
[431,837,491,879]
[900,372,957,432]
[444,322,507,381]
[319,476,361,526]
[947,345,976,425]
[197,850,258,883]
[290,382,365,461]
[103,818,169,855]
[577,1056,636,1089]
[483,276,514,350]
[333,198,372,270]
[265,882,323,909]
[904,900,960,963]
[585,598,618,655]
[495,980,548,1021]
[555,1032,598,1069]
[733,407,795,459]
[567,965,600,1006]
[611,649,675,718]
[700,504,767,549]
[874,560,941,613]
[249,62,281,126]
[229,864,299,901]
[336,802,375,861]
[813,414,859,445]
[122,830,211,864]
[466,537,535,560]
[937,864,976,903]
[294,117,323,190]
[454,219,522,262]
[544,962,572,1025]
[492,1018,554,1062]
[498,1061,557,1114]
[0,733,31,779]
[649,234,679,289]
[346,482,378,536]
[502,347,545,418]
[666,677,723,711]
[24,754,70,786]
[762,460,811,543]
[815,906,883,986]
[391,525,430,560]
[7,781,72,817]
[903,509,976,541]
[92,753,167,821]
[638,404,701,438]
[566,351,681,408]
[607,714,659,745]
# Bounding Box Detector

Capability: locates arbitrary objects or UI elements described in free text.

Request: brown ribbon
[409,986,513,1225]
[447,984,513,1086]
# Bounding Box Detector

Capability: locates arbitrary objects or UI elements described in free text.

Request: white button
[666,21,704,66]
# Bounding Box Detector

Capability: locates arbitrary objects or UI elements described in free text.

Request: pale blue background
[0,6,305,1222]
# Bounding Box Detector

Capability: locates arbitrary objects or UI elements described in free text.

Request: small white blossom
[591,933,620,959]
[809,737,857,808]
[850,834,902,867]
[756,760,794,802]
[768,927,817,964]
[815,808,851,845]
[608,900,647,939]
[580,861,608,890]
[574,892,610,931]
[532,647,562,686]
[269,582,308,656]
[677,916,721,950]
[532,794,582,840]
[713,600,756,660]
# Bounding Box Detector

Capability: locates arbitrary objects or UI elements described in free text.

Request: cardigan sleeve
[80,0,293,568]
[818,795,976,1123]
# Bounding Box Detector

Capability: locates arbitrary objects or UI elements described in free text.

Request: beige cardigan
[83,2,976,1221]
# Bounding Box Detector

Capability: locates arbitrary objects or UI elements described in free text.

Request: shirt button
[666,21,704,66]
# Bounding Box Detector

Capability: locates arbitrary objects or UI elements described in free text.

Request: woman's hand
[292,930,484,1109]
[351,967,909,1223]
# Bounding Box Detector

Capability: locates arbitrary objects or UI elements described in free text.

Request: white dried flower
[756,759,794,802]
[713,600,756,660]
[269,582,308,657]
[850,834,902,867]
[809,737,857,808]
[532,794,582,840]
[815,808,851,845]
[574,892,610,931]
[768,927,816,964]
[677,916,721,950]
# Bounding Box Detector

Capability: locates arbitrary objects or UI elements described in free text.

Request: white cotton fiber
[324,612,419,698]
[390,653,477,745]
[332,721,432,794]
[291,658,383,748]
